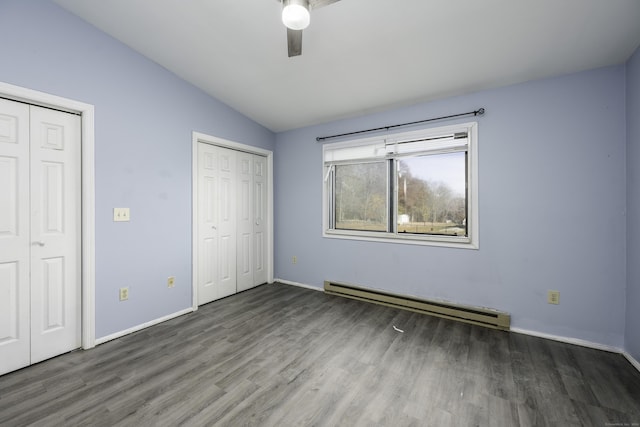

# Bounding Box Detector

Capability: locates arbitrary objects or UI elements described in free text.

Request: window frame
[322,121,479,249]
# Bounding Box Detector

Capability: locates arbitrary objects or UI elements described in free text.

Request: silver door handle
[32,241,45,247]
[212,226,217,230]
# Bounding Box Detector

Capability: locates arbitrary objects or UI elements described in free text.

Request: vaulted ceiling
[54,0,640,132]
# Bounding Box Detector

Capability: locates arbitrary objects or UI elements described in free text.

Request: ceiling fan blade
[309,0,340,9]
[287,28,303,57]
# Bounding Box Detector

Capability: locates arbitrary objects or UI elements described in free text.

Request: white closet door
[197,143,267,303]
[197,143,220,304]
[0,99,31,374]
[237,152,267,292]
[197,144,237,304]
[253,155,268,286]
[29,105,81,364]
[217,148,237,298]
[0,100,80,375]
[237,152,254,292]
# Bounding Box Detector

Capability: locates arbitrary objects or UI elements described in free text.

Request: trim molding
[0,81,96,350]
[95,308,194,346]
[623,351,640,372]
[512,328,640,374]
[275,278,323,292]
[510,327,621,353]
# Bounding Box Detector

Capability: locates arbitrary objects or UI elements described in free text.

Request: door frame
[191,131,274,309]
[0,81,96,350]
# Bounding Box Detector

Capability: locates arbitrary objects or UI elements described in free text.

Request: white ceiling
[54,0,640,133]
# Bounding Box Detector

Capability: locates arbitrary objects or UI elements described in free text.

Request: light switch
[113,207,130,222]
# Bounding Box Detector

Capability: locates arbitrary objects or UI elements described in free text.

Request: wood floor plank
[1,282,639,426]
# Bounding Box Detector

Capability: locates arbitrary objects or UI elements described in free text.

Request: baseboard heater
[324,280,510,331]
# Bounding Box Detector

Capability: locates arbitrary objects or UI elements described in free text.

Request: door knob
[32,241,45,246]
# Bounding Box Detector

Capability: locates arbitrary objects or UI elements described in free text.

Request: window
[323,122,478,248]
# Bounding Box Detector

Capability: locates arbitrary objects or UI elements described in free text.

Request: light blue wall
[0,0,275,338]
[626,46,640,361]
[275,66,628,348]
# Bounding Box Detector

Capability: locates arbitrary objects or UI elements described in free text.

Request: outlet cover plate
[113,208,130,222]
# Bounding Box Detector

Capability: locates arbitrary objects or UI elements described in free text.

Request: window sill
[323,229,478,249]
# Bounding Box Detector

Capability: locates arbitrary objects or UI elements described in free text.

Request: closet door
[29,105,81,364]
[236,152,254,292]
[197,143,219,305]
[253,155,268,286]
[0,100,80,375]
[197,144,237,305]
[0,99,30,374]
[197,143,268,303]
[217,148,237,298]
[237,152,268,292]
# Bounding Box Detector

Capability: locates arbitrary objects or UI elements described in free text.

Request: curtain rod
[316,108,485,142]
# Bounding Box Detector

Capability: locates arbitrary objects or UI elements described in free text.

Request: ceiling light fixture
[282,0,310,30]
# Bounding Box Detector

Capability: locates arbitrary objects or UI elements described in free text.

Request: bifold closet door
[0,99,81,376]
[198,143,237,305]
[0,99,30,375]
[252,154,268,287]
[197,143,268,305]
[237,152,268,292]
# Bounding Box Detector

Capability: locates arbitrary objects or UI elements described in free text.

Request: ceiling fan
[279,0,341,57]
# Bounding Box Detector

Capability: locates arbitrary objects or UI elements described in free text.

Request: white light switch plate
[113,207,130,222]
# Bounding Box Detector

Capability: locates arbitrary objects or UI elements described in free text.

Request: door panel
[217,149,236,298]
[253,155,268,286]
[0,156,18,236]
[198,144,219,304]
[219,234,234,296]
[237,152,253,292]
[0,261,24,371]
[0,262,19,340]
[198,145,237,303]
[41,257,65,331]
[201,237,216,294]
[41,162,65,234]
[0,99,30,375]
[29,105,80,364]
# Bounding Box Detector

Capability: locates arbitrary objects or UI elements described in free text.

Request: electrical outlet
[547,290,560,305]
[113,207,130,222]
[292,256,297,264]
[119,287,129,301]
[167,276,175,288]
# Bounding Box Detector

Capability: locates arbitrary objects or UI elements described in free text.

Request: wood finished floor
[1,283,639,427]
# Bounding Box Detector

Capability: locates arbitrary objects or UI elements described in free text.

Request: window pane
[335,162,387,232]
[397,152,467,236]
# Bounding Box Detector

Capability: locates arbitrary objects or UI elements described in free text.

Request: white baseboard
[275,278,323,292]
[95,307,194,346]
[623,351,640,372]
[511,327,640,374]
[510,327,622,353]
